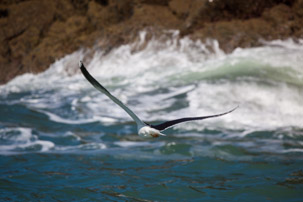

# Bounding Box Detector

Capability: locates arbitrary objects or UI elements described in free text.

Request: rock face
[0,0,302,84]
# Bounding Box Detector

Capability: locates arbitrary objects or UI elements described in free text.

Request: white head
[138,126,165,138]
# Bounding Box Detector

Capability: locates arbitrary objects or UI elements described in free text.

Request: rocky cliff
[1,0,302,84]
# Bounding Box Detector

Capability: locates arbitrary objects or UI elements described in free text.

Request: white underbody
[138,126,165,138]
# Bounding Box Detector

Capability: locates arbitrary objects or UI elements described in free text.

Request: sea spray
[0,32,302,155]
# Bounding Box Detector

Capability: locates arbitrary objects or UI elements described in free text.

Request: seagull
[79,61,238,138]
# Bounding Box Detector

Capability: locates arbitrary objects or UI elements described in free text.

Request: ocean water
[1,33,303,201]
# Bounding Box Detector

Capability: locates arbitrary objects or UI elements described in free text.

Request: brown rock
[0,0,302,84]
[294,0,303,17]
[5,0,55,39]
[0,0,56,83]
[292,0,303,38]
[138,0,170,6]
[52,0,75,21]
[88,0,133,28]
[169,0,192,19]
[9,27,40,59]
[190,18,274,52]
[263,4,295,38]
[23,16,90,73]
[131,4,181,29]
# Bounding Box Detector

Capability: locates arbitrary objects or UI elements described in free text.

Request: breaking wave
[0,31,302,157]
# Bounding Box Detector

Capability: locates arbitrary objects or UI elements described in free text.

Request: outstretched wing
[150,106,238,131]
[79,61,145,128]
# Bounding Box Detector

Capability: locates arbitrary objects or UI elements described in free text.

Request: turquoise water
[1,36,303,201]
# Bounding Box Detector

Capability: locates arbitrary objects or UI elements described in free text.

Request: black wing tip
[230,104,239,113]
[79,60,89,76]
[79,60,84,69]
[220,105,239,116]
[79,60,91,82]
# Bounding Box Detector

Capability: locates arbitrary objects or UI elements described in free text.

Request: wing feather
[150,106,238,131]
[79,61,145,128]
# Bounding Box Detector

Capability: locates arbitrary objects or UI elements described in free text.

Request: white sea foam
[0,31,302,139]
[114,141,165,148]
[36,109,99,125]
[0,127,55,154]
[55,142,107,151]
[0,127,32,143]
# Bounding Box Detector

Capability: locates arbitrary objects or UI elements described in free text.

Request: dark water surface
[2,152,303,201]
[1,37,303,201]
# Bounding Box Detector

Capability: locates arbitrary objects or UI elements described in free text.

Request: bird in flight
[79,61,238,138]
